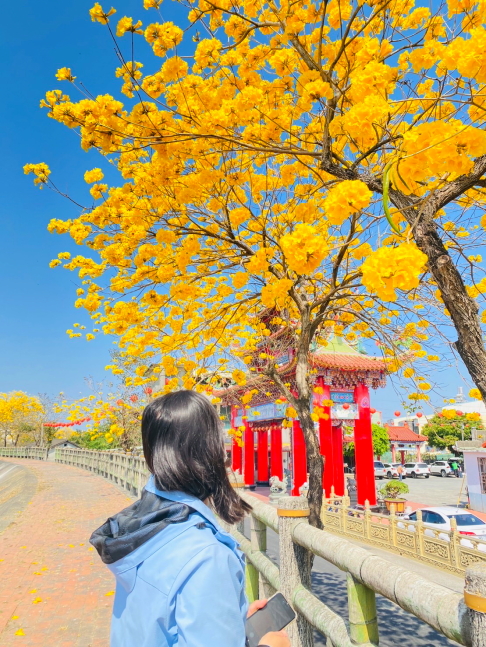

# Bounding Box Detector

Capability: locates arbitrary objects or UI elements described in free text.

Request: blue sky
[0,0,473,418]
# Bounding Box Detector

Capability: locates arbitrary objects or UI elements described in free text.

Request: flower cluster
[361,244,428,301]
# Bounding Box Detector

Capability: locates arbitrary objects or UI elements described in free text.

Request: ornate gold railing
[322,492,486,575]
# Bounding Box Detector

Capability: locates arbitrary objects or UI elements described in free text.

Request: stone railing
[54,448,150,497]
[3,447,486,645]
[322,492,486,575]
[234,492,486,647]
[0,447,48,460]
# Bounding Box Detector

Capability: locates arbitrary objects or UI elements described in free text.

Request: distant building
[47,439,80,460]
[391,414,430,433]
[384,423,428,463]
[456,435,486,512]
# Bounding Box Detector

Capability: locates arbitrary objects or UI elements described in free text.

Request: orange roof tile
[312,353,386,371]
[385,425,427,442]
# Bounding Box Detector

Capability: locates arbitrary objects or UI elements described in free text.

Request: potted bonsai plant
[379,480,409,514]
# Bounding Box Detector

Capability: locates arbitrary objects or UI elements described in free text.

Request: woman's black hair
[142,390,252,524]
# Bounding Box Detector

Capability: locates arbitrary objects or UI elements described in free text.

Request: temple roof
[215,337,387,405]
[385,424,428,443]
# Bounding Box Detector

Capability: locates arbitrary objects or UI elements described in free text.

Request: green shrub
[378,480,409,499]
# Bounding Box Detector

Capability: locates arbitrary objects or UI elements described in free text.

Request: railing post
[346,573,379,645]
[416,509,424,558]
[364,500,371,541]
[277,496,314,647]
[389,503,397,548]
[465,562,486,647]
[250,515,274,600]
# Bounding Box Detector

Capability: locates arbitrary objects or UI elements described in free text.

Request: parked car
[382,462,401,479]
[403,462,430,478]
[429,461,453,478]
[373,461,387,479]
[401,506,486,549]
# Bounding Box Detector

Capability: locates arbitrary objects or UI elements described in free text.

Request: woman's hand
[247,599,268,617]
[247,601,291,647]
[258,630,290,647]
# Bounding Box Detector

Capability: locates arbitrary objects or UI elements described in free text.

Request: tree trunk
[391,191,486,403]
[294,316,324,530]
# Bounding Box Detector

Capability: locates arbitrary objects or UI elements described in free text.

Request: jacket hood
[90,489,194,565]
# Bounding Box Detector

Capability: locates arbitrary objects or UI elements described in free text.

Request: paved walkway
[0,459,132,646]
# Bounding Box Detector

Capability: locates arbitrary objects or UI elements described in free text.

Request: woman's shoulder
[137,513,243,594]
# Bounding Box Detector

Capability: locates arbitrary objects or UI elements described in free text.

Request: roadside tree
[422,411,484,452]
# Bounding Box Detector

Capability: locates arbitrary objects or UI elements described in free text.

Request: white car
[429,461,453,477]
[402,507,486,549]
[383,463,401,479]
[373,461,387,479]
[403,462,430,478]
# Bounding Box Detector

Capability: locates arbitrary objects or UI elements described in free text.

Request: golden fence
[322,492,486,575]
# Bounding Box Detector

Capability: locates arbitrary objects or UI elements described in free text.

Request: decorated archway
[218,337,386,506]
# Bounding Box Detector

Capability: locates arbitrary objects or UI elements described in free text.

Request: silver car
[374,461,387,480]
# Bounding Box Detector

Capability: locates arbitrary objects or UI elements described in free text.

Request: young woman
[91,390,290,647]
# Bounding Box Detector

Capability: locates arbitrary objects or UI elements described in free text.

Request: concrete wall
[464,452,486,513]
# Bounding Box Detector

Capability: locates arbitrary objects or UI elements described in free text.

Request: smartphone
[245,592,296,647]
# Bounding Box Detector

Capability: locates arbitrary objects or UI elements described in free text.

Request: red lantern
[416,412,423,418]
[145,387,153,395]
[130,395,138,403]
[370,408,376,414]
[342,403,350,410]
[394,411,401,417]
[456,410,463,416]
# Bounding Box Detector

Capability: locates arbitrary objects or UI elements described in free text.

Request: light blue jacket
[95,477,248,647]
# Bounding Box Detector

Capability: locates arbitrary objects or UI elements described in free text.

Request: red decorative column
[353,383,376,506]
[416,443,421,461]
[243,420,255,486]
[332,424,345,496]
[318,380,334,496]
[400,450,405,464]
[391,444,396,462]
[231,405,242,473]
[270,423,283,480]
[292,420,307,496]
[257,426,269,485]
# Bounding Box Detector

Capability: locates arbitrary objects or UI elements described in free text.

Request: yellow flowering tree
[26,0,486,524]
[0,392,45,447]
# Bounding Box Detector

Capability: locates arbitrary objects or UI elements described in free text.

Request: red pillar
[270,424,283,480]
[292,420,307,496]
[318,381,334,496]
[391,444,396,462]
[243,420,255,486]
[231,406,242,473]
[353,383,376,506]
[257,427,269,484]
[332,425,345,496]
[400,450,405,464]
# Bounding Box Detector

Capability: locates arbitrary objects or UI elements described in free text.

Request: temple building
[217,337,387,506]
[384,423,428,463]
